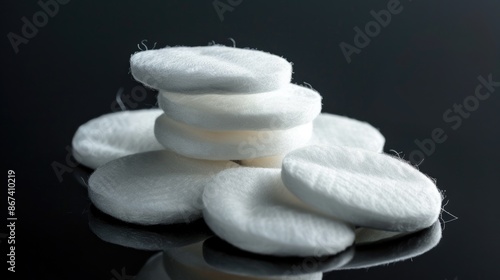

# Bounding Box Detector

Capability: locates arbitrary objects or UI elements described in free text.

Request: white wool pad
[202,167,355,257]
[154,114,313,160]
[282,145,442,232]
[241,113,385,168]
[309,113,385,153]
[72,109,163,169]
[157,84,322,131]
[88,150,238,225]
[130,45,292,93]
[164,242,323,280]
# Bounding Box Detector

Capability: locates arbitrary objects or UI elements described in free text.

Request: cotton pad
[88,206,214,251]
[202,237,354,277]
[157,84,322,131]
[72,109,163,169]
[88,150,238,225]
[155,114,313,160]
[240,113,385,168]
[202,167,355,257]
[163,242,323,280]
[130,45,292,93]
[309,113,385,152]
[282,145,443,232]
[340,222,442,270]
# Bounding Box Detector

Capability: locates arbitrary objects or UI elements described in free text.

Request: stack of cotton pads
[73,45,443,259]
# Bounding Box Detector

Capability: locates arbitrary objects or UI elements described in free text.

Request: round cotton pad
[282,145,443,232]
[309,113,385,152]
[202,167,355,257]
[130,45,292,93]
[72,109,163,169]
[88,150,238,225]
[154,114,313,160]
[241,113,385,168]
[158,84,322,131]
[163,242,323,280]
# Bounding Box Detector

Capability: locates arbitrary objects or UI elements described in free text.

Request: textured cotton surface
[203,237,354,276]
[340,222,442,270]
[158,84,322,131]
[155,114,313,160]
[309,113,385,152]
[354,228,407,245]
[282,146,443,232]
[72,109,163,169]
[88,150,237,225]
[241,113,385,168]
[130,45,292,93]
[202,168,355,256]
[88,206,213,251]
[164,242,322,280]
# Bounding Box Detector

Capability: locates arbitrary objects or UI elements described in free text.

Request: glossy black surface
[2,0,500,279]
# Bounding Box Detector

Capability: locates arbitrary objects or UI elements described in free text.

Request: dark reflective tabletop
[2,0,500,279]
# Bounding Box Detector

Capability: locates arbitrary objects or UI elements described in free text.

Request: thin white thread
[115,88,127,111]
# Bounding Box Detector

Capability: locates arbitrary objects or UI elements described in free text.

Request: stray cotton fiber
[157,84,322,131]
[154,114,313,160]
[72,109,163,169]
[202,167,355,257]
[130,45,292,93]
[281,145,442,232]
[88,150,237,225]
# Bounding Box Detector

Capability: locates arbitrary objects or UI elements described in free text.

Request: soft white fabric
[72,109,163,169]
[130,45,292,93]
[158,84,322,131]
[282,145,442,232]
[203,237,354,277]
[241,113,386,168]
[164,242,323,280]
[202,168,355,257]
[88,207,213,251]
[309,113,385,152]
[155,114,313,160]
[340,222,442,269]
[88,150,238,225]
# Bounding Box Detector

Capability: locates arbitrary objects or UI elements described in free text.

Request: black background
[1,0,500,279]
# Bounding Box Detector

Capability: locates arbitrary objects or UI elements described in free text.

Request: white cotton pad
[340,222,442,270]
[155,114,313,160]
[282,145,443,232]
[72,109,163,169]
[157,84,322,131]
[240,113,385,168]
[309,113,385,152]
[88,150,238,225]
[202,237,354,277]
[130,45,292,93]
[88,206,213,251]
[202,167,355,257]
[164,242,323,280]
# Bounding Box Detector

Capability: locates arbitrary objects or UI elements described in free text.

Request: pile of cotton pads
[72,45,442,258]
